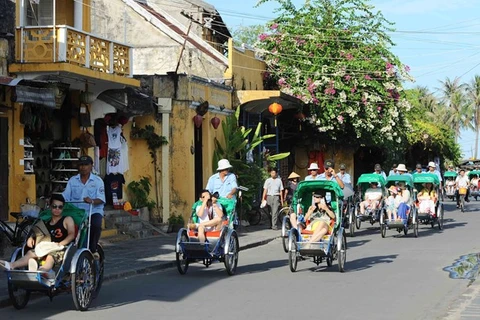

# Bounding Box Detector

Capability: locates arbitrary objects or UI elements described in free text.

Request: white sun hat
[217,159,233,171]
[396,164,408,172]
[428,161,436,168]
[308,163,320,170]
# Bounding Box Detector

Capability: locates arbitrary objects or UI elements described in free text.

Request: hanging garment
[104,173,126,205]
[106,125,124,174]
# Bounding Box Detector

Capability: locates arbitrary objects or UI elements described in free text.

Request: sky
[208,0,480,159]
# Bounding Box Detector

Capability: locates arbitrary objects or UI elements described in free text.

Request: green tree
[255,0,413,147]
[467,75,480,159]
[232,24,268,47]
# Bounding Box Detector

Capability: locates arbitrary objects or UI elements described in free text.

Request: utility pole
[175,20,192,74]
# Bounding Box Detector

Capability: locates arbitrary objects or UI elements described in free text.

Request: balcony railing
[15,25,133,77]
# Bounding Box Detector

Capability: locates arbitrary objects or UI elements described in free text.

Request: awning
[238,91,304,114]
[97,87,157,117]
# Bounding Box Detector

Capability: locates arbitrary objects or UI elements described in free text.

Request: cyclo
[286,180,346,273]
[443,171,457,200]
[354,173,387,230]
[380,175,419,238]
[413,173,444,230]
[468,170,480,200]
[175,198,239,276]
[4,203,104,311]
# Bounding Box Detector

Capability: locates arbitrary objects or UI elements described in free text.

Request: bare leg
[38,255,54,272]
[197,225,206,243]
[308,222,329,243]
[289,213,297,229]
[10,250,37,269]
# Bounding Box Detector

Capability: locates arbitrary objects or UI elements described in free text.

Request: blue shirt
[318,173,335,181]
[206,172,238,199]
[63,173,106,215]
[305,174,322,181]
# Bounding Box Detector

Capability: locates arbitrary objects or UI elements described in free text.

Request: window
[25,0,53,26]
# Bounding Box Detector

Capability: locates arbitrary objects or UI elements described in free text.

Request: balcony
[11,25,137,86]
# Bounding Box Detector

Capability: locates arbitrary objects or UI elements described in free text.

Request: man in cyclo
[289,159,343,230]
[360,181,383,215]
[416,182,437,216]
[188,190,224,243]
[0,195,75,277]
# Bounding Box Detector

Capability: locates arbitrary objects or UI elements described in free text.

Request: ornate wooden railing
[16,25,132,77]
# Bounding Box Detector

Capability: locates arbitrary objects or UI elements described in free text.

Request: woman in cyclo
[0,194,75,276]
[417,182,437,215]
[396,182,411,223]
[298,192,336,248]
[188,190,224,243]
[386,186,401,220]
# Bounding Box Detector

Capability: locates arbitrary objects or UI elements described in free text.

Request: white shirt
[456,175,470,188]
[365,188,382,200]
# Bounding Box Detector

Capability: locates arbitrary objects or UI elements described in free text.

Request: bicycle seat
[10,212,22,220]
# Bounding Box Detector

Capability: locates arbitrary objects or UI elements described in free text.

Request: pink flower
[295,38,306,46]
[258,33,268,41]
[337,115,344,124]
[344,75,351,81]
[404,65,411,72]
[346,53,354,61]
[307,78,316,93]
[278,78,287,86]
[270,23,279,30]
[364,75,372,80]
[351,86,356,93]
[386,62,394,71]
[377,106,382,112]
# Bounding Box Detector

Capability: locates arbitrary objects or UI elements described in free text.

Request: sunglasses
[51,204,64,209]
[313,195,323,198]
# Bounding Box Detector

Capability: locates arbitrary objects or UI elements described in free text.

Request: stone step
[101,228,118,238]
[117,221,144,232]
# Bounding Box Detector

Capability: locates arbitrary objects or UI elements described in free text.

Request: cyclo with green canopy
[413,173,444,230]
[175,198,239,276]
[443,171,458,200]
[287,180,346,273]
[4,203,104,311]
[354,173,387,231]
[380,175,419,238]
[468,170,480,200]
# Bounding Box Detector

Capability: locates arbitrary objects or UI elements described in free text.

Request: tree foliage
[255,0,413,146]
[232,24,268,47]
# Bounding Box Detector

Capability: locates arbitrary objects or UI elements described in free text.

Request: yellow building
[1,0,140,222]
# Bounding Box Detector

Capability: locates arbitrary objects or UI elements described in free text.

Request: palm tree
[437,77,470,143]
[467,75,480,159]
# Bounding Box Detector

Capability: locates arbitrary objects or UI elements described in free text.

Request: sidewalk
[0,225,279,308]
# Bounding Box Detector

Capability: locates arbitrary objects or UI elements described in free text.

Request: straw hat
[396,164,408,172]
[216,159,233,171]
[288,172,301,179]
[308,163,320,170]
[388,185,398,194]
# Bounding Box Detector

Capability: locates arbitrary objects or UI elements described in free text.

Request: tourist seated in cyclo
[297,192,336,248]
[470,174,479,192]
[416,182,437,215]
[188,190,224,243]
[445,177,456,194]
[0,194,75,277]
[360,182,383,215]
[396,182,411,222]
[386,186,402,220]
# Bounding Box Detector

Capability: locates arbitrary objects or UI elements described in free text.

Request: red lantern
[268,102,283,126]
[211,116,220,129]
[193,114,203,128]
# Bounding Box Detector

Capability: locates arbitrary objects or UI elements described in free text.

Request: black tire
[72,251,96,311]
[355,206,361,230]
[414,220,419,238]
[92,245,105,299]
[14,219,34,247]
[461,198,465,212]
[288,232,297,272]
[176,231,189,275]
[349,211,355,237]
[403,225,408,236]
[8,250,30,310]
[438,205,444,230]
[224,231,239,276]
[248,208,262,226]
[381,224,386,238]
[338,235,346,273]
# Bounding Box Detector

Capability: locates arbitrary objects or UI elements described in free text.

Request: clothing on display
[103,173,126,205]
[106,125,126,174]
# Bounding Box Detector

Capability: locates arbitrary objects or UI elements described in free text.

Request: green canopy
[444,171,457,178]
[386,174,414,188]
[191,198,237,225]
[413,173,440,185]
[356,173,386,186]
[468,170,480,178]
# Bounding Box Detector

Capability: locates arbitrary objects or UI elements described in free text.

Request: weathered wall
[225,39,265,92]
[90,0,226,78]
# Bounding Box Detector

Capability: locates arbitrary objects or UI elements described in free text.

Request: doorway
[0,117,8,221]
[353,147,386,184]
[194,127,203,202]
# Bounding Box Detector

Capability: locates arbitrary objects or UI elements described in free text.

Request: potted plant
[167,214,185,233]
[127,176,156,221]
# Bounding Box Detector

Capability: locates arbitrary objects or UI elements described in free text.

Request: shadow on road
[343,254,398,272]
[235,259,286,274]
[346,239,371,249]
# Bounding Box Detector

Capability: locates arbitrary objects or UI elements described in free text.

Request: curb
[0,236,279,309]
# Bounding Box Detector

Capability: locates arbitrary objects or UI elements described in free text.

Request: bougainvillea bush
[255,0,414,146]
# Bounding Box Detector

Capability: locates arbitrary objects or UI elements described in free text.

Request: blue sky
[209,0,480,159]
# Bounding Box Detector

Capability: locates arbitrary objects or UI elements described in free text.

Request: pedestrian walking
[262,167,284,230]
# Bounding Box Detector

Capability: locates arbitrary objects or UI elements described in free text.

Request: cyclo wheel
[281,215,291,253]
[288,230,298,272]
[355,205,361,230]
[338,233,346,273]
[413,213,419,238]
[461,197,465,212]
[14,218,35,247]
[438,204,444,230]
[92,245,105,299]
[176,230,189,275]
[381,223,386,238]
[8,249,30,309]
[349,208,355,237]
[224,230,239,276]
[72,251,96,311]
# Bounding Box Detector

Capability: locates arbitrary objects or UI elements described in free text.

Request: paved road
[0,201,479,320]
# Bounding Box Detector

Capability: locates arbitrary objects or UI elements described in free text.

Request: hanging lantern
[193,114,203,128]
[211,116,220,129]
[268,102,283,127]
